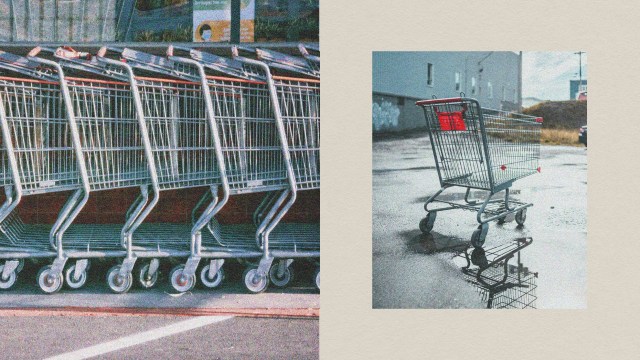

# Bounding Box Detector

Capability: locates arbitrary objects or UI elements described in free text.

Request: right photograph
[372,51,587,309]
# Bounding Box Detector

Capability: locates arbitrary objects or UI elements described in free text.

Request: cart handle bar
[417,97,544,123]
[416,97,466,106]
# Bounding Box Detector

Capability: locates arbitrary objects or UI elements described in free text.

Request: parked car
[579,125,587,146]
[577,91,587,101]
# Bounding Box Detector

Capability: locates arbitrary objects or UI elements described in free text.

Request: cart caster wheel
[107,265,133,294]
[496,216,507,225]
[200,265,224,289]
[170,265,195,293]
[470,224,488,249]
[137,262,159,289]
[64,264,87,290]
[243,267,269,294]
[269,263,294,288]
[419,212,436,234]
[314,268,320,291]
[515,209,527,226]
[0,265,18,290]
[37,265,63,294]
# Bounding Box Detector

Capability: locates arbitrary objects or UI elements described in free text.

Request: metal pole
[575,51,585,94]
[518,51,523,111]
[231,0,240,43]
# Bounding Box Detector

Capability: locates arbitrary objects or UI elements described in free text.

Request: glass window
[471,77,476,95]
[255,0,319,42]
[455,72,460,91]
[488,82,493,99]
[427,63,434,86]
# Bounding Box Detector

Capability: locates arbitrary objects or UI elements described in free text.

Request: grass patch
[541,128,582,146]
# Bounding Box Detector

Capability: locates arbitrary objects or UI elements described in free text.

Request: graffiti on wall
[372,100,400,131]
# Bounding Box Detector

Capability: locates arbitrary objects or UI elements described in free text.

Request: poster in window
[193,0,255,42]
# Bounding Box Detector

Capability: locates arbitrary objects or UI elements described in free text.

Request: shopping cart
[97,46,241,293]
[233,46,320,290]
[0,50,93,292]
[168,46,320,293]
[234,46,320,288]
[460,237,538,309]
[415,96,542,248]
[31,45,235,293]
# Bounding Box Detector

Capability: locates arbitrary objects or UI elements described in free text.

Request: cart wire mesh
[0,77,81,194]
[417,98,541,191]
[273,75,320,190]
[464,264,538,309]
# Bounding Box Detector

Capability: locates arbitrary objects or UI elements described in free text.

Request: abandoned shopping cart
[415,96,542,248]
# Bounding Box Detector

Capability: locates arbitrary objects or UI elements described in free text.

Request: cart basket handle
[416,97,465,106]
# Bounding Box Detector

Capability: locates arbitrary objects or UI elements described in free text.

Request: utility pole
[575,51,585,91]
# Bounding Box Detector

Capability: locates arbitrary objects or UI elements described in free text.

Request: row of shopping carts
[0,44,319,294]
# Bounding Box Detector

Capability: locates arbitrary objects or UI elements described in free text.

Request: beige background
[320,0,640,358]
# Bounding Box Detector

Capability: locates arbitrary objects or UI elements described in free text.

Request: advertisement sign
[193,0,255,42]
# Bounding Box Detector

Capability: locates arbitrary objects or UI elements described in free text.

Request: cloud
[522,52,587,101]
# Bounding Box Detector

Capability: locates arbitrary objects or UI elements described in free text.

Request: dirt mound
[522,101,587,129]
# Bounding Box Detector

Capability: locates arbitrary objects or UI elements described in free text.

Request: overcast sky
[522,51,587,101]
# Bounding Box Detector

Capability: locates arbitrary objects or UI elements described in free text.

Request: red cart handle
[416,97,464,106]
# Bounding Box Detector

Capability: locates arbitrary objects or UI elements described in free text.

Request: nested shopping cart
[0,52,101,292]
[96,46,247,293]
[415,97,542,248]
[232,46,320,291]
[167,46,320,293]
[36,45,235,293]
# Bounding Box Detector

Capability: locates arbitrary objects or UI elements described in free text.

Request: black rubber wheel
[269,263,294,288]
[0,265,17,290]
[200,265,225,289]
[419,212,436,234]
[37,265,63,294]
[515,209,527,226]
[496,216,507,225]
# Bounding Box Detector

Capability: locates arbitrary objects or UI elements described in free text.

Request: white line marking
[44,316,233,360]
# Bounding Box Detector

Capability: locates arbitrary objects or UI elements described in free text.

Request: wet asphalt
[372,134,587,309]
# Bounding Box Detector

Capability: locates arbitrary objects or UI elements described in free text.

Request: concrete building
[373,51,522,132]
[0,0,118,42]
[569,79,587,100]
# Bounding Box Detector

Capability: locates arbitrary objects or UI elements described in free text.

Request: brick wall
[9,188,319,225]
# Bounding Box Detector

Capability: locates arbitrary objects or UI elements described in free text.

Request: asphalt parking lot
[372,134,587,309]
[0,261,319,358]
[0,316,318,359]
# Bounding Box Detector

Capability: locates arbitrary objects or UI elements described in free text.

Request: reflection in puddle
[460,238,538,309]
[404,231,539,309]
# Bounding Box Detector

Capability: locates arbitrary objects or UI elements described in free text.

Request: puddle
[400,229,468,255]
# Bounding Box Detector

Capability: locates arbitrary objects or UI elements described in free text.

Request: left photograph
[0,1,319,358]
